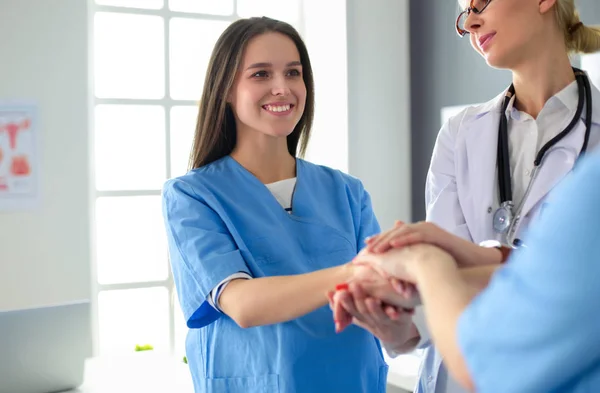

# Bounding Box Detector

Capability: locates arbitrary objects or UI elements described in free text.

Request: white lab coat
[425,83,600,244]
[412,81,600,393]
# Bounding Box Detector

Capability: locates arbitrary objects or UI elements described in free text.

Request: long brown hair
[189,17,315,170]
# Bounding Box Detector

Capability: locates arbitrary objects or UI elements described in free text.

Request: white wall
[346,0,412,230]
[0,0,90,311]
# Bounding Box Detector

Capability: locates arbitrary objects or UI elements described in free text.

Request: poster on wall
[0,102,39,211]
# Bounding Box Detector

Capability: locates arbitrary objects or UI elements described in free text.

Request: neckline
[226,155,302,217]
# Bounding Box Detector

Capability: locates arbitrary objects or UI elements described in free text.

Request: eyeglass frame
[456,0,494,37]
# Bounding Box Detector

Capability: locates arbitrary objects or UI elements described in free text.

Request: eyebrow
[245,61,302,70]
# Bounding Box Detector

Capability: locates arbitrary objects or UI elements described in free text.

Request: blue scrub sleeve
[457,153,600,393]
[162,178,252,328]
[357,185,381,252]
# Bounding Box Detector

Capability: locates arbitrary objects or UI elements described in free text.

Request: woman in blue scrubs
[162,17,389,393]
[351,151,600,392]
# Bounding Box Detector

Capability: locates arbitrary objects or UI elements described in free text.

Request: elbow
[232,315,254,329]
[225,305,258,329]
[226,309,250,329]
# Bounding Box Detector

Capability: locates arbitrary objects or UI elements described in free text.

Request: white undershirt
[206,177,297,311]
[504,80,579,209]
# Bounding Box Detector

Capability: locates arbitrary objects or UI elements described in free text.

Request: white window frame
[88,0,306,356]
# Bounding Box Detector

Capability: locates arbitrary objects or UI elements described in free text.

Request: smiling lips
[478,32,496,51]
[262,103,294,115]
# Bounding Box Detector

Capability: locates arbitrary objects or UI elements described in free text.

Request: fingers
[348,283,368,317]
[390,278,414,298]
[370,226,412,254]
[351,255,390,279]
[332,290,353,332]
[389,231,423,249]
[365,296,389,321]
[384,304,400,320]
[365,221,405,251]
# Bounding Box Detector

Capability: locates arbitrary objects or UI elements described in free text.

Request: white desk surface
[69,352,418,392]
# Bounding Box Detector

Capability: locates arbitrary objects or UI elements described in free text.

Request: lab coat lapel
[457,92,504,241]
[461,100,502,241]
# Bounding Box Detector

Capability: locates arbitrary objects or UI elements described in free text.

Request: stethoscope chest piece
[493,201,514,234]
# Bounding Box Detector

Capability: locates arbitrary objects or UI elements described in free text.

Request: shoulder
[299,159,366,194]
[162,157,232,200]
[440,91,505,139]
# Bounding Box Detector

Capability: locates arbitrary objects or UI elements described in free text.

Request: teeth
[265,104,291,112]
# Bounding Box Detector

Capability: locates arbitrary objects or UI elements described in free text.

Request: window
[91,0,347,358]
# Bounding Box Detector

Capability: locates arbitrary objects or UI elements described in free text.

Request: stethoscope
[493,67,593,247]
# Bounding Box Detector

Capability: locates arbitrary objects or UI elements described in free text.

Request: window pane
[169,18,230,100]
[170,106,197,177]
[94,13,164,99]
[95,0,163,9]
[237,0,301,28]
[96,196,168,285]
[98,287,170,354]
[95,105,166,190]
[168,0,233,15]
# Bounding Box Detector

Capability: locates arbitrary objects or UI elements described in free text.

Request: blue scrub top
[458,152,600,393]
[162,156,388,393]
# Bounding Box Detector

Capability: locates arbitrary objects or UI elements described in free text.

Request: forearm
[460,264,503,290]
[219,263,352,328]
[440,236,503,267]
[414,255,477,391]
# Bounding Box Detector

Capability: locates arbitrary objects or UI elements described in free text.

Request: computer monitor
[0,301,91,393]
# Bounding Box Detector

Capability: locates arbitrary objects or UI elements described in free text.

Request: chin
[267,127,295,138]
[484,54,510,70]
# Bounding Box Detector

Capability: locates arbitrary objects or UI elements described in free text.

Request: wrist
[479,240,512,264]
[407,247,458,286]
[336,261,355,282]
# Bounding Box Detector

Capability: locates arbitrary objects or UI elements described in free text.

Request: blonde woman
[332,1,600,393]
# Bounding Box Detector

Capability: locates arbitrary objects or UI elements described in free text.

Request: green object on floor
[134,344,154,351]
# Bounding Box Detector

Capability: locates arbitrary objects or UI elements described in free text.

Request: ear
[538,0,557,15]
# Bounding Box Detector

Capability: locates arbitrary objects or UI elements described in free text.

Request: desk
[70,354,194,393]
[71,352,418,392]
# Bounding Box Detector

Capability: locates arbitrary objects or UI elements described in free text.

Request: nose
[271,85,291,96]
[270,74,291,96]
[465,11,482,34]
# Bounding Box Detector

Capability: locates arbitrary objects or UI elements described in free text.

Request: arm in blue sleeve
[458,154,600,393]
[162,178,252,328]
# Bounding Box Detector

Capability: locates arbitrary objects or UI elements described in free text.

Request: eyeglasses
[456,0,493,37]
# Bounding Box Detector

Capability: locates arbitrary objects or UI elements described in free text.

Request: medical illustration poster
[0,102,39,210]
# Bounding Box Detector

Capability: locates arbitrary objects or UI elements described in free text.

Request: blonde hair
[554,0,600,53]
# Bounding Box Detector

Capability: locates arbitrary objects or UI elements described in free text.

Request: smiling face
[461,0,559,69]
[228,32,307,141]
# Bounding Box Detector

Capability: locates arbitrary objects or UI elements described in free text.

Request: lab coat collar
[466,75,600,125]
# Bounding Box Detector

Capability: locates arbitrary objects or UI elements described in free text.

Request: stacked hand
[327,264,418,349]
[328,220,484,349]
